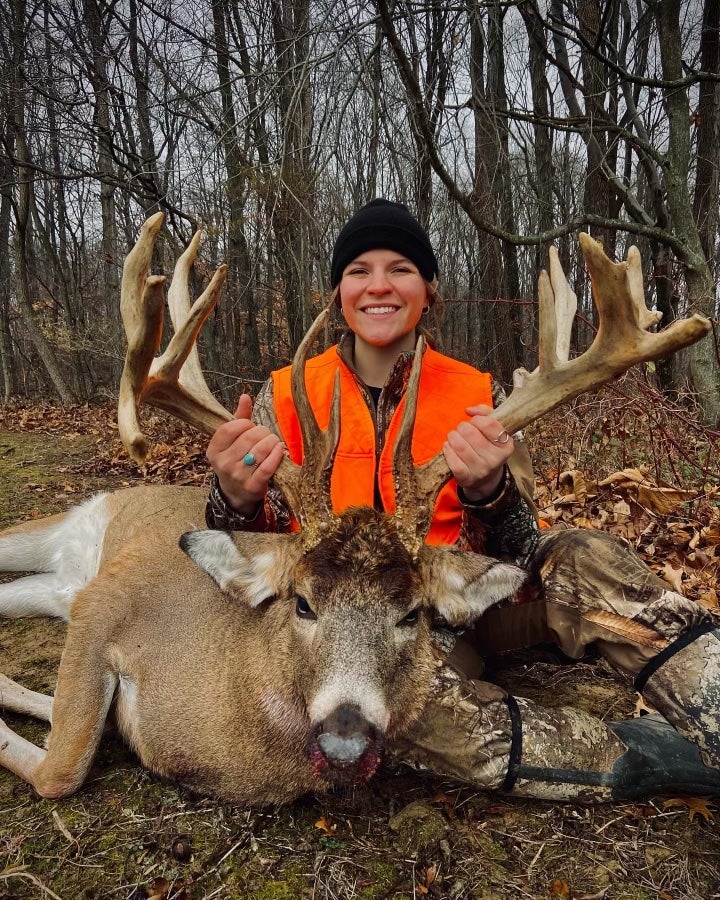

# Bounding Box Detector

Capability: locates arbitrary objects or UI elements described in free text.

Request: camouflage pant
[395,528,720,801]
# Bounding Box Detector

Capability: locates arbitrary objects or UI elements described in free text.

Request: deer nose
[316,704,374,768]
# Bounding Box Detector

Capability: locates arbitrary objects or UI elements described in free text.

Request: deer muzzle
[310,703,383,784]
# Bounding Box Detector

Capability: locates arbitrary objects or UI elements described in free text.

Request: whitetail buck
[0,214,710,804]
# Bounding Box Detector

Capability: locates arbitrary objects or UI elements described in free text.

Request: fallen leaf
[662,796,716,822]
[613,498,631,520]
[637,484,694,516]
[660,561,685,593]
[598,467,647,486]
[416,865,438,895]
[146,877,170,900]
[550,877,571,898]
[315,815,336,835]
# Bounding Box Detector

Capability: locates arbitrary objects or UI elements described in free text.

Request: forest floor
[0,382,719,900]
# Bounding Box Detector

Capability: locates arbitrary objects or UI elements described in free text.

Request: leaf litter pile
[0,377,719,900]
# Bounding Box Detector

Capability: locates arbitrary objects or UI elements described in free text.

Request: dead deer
[0,214,710,804]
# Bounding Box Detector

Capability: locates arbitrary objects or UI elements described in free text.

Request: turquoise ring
[243,452,256,466]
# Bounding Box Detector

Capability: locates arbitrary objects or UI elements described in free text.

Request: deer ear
[179,530,292,607]
[421,547,525,627]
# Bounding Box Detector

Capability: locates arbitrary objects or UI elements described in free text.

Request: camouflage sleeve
[204,378,294,533]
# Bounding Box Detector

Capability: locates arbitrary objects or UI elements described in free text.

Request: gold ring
[492,430,510,445]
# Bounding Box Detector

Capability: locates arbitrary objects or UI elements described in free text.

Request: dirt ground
[1,418,719,900]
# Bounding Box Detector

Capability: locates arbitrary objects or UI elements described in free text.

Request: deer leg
[0,718,46,783]
[0,512,71,570]
[0,674,53,721]
[0,496,109,620]
[0,573,77,619]
[0,652,117,798]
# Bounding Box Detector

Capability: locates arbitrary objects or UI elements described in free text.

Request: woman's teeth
[364,306,396,315]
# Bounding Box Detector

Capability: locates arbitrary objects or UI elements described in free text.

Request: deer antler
[118,215,341,548]
[495,233,708,435]
[392,233,711,552]
[271,308,342,549]
[118,213,231,463]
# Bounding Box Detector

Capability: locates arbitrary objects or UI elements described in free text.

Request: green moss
[388,800,449,854]
[247,864,308,899]
[359,860,398,898]
[0,431,100,528]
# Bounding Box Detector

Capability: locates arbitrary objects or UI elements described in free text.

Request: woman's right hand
[206,394,286,515]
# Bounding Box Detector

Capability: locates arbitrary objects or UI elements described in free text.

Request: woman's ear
[426,278,438,307]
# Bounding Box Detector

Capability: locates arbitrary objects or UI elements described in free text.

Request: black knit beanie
[330,199,439,288]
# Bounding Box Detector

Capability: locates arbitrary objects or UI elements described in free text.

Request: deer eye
[398,607,421,627]
[295,595,316,621]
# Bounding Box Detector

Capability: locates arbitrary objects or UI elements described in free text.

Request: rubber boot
[506,698,720,801]
[635,623,720,770]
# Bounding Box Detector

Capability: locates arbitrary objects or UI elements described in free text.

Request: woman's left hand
[443,404,514,502]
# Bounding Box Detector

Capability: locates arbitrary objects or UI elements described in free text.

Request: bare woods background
[1,0,718,423]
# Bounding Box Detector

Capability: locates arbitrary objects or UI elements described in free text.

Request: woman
[205,199,720,801]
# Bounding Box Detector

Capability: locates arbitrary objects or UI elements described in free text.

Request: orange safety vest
[272,345,493,546]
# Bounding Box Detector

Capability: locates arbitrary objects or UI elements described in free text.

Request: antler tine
[164,228,232,417]
[547,247,577,363]
[118,213,232,464]
[490,233,711,436]
[391,335,451,558]
[271,307,342,548]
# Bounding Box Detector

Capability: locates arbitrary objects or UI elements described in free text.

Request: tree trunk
[211,0,262,379]
[469,3,518,382]
[83,0,121,384]
[656,0,720,425]
[488,1,523,371]
[0,183,14,402]
[9,0,76,403]
[693,0,720,276]
[270,0,315,353]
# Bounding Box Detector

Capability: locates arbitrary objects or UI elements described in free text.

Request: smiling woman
[331,199,441,397]
[206,198,518,521]
[337,248,432,385]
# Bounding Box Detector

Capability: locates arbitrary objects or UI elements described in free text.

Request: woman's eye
[295,595,316,620]
[398,608,420,627]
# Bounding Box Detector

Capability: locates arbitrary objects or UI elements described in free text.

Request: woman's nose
[366,271,391,294]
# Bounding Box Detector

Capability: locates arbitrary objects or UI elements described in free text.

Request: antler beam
[271,308,342,548]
